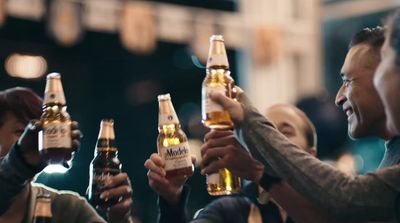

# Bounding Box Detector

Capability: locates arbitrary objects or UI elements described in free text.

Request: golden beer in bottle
[38,73,72,168]
[202,34,234,129]
[88,119,122,208]
[33,193,53,223]
[202,35,241,196]
[157,94,193,179]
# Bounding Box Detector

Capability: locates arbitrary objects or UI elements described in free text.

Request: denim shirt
[379,137,400,169]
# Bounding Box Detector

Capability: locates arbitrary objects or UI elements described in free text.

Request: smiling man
[335,27,399,168]
[336,35,388,139]
[202,27,400,221]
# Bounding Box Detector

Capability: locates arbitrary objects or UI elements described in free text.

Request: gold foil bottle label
[43,73,66,105]
[206,35,229,68]
[158,93,179,126]
[158,113,179,126]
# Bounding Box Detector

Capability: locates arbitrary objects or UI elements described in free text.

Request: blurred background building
[0,0,399,222]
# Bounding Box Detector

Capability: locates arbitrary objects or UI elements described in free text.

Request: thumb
[209,92,244,123]
[17,120,41,147]
[20,119,42,140]
[209,92,235,111]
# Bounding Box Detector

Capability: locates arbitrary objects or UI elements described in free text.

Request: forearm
[0,144,40,214]
[270,182,350,223]
[235,94,399,221]
[158,185,190,223]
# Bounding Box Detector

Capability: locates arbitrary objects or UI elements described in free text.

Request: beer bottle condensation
[38,73,72,169]
[32,193,52,223]
[88,119,122,208]
[157,94,193,179]
[201,35,241,196]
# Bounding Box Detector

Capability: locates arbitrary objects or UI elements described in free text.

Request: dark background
[0,1,237,222]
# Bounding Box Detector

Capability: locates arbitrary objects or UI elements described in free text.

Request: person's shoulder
[32,182,86,204]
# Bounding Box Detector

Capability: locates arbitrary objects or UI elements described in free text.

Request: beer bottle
[202,34,234,129]
[33,193,52,223]
[201,35,241,196]
[38,73,72,169]
[88,119,122,208]
[157,93,193,179]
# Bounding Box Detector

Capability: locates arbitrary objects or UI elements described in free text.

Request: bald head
[265,104,317,156]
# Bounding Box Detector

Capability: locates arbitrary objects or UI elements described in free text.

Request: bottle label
[160,142,192,171]
[159,113,179,126]
[44,91,66,105]
[92,168,121,191]
[41,123,71,148]
[202,86,225,113]
[34,199,52,217]
[207,173,220,184]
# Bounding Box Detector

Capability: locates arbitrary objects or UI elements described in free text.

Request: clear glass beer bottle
[88,119,122,208]
[157,93,193,179]
[201,35,241,196]
[38,73,72,169]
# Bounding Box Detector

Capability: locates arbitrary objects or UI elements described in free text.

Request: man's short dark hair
[0,87,43,126]
[348,26,385,50]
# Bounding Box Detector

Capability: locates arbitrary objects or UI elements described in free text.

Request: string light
[5,53,47,79]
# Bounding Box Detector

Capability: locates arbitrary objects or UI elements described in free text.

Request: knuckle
[121,172,128,178]
[144,160,149,167]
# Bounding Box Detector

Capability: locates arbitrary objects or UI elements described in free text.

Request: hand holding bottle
[209,92,244,124]
[200,130,264,183]
[100,172,134,223]
[145,153,195,206]
[17,120,81,168]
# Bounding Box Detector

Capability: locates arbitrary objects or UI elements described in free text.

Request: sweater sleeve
[52,191,106,223]
[234,93,400,221]
[158,185,191,223]
[0,144,41,215]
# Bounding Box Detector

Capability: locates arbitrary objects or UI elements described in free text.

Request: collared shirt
[379,136,400,169]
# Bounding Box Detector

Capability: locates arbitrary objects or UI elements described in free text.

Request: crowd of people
[1,8,400,223]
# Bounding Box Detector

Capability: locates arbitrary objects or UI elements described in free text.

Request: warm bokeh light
[188,138,203,167]
[336,153,357,176]
[5,53,47,79]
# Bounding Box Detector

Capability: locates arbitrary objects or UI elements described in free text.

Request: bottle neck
[95,149,118,157]
[42,103,67,111]
[206,67,231,77]
[207,65,229,70]
[95,138,117,155]
[158,123,180,134]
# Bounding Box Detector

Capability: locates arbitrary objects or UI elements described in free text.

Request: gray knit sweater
[234,93,400,222]
[0,144,106,223]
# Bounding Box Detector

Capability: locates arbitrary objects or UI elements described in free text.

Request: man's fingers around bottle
[105,173,130,189]
[100,185,132,201]
[204,129,233,142]
[201,147,229,169]
[144,159,166,177]
[150,153,165,168]
[201,159,225,175]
